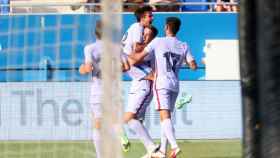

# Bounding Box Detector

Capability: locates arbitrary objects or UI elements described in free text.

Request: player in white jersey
[121,6,161,158]
[127,17,197,158]
[79,20,103,158]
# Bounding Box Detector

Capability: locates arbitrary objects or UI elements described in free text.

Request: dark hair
[149,25,158,39]
[134,6,153,22]
[95,20,102,39]
[166,17,181,35]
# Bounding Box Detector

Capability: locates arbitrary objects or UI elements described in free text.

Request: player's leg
[91,103,102,158]
[151,128,168,158]
[160,110,180,157]
[92,118,101,158]
[154,89,180,158]
[135,86,163,158]
[175,92,192,109]
[160,128,168,156]
[124,80,158,153]
[120,129,130,153]
[167,91,181,158]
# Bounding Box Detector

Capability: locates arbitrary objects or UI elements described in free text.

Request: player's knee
[159,109,171,121]
[94,119,101,129]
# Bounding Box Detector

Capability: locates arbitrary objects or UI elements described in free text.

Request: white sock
[160,128,168,154]
[161,119,178,149]
[127,119,155,150]
[93,129,101,158]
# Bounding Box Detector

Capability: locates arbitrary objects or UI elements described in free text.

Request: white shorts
[126,80,153,120]
[90,103,102,119]
[89,78,102,119]
[154,89,178,112]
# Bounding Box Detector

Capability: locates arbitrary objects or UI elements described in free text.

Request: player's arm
[129,37,157,66]
[79,44,94,75]
[185,45,197,70]
[133,42,146,53]
[132,25,147,53]
[187,60,197,70]
[121,53,131,72]
[133,33,154,53]
[127,50,149,66]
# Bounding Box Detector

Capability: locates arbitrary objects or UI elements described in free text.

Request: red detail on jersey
[154,62,161,110]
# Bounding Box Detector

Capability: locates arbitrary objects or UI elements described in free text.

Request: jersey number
[163,52,181,73]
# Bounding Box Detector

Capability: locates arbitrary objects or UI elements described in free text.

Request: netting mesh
[0,14,99,82]
[0,3,124,158]
[0,2,245,158]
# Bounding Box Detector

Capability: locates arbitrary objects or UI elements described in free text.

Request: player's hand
[189,60,197,70]
[79,64,86,74]
[122,61,130,72]
[79,64,93,74]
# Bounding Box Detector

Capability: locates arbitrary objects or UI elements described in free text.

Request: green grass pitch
[0,139,241,158]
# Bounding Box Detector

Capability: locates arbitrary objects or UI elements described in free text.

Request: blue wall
[0,13,238,81]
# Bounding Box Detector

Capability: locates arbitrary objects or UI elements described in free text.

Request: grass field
[0,139,242,158]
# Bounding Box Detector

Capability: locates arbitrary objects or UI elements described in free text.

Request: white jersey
[145,37,194,92]
[84,40,102,79]
[84,40,102,99]
[122,22,144,55]
[121,22,152,80]
[84,40,102,117]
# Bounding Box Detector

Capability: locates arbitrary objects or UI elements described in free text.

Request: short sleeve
[132,25,144,44]
[184,43,194,63]
[144,38,158,55]
[84,44,94,64]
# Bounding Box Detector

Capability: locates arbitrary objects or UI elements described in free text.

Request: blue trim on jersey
[134,65,150,75]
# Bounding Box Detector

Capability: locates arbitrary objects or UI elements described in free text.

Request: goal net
[0,1,243,158]
[0,1,123,158]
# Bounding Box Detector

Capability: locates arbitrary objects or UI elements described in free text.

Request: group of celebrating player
[79,5,197,158]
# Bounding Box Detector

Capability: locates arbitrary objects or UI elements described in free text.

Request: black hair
[95,20,102,39]
[166,17,181,35]
[149,25,158,39]
[134,6,153,22]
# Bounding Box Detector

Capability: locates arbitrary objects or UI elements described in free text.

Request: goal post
[240,1,280,158]
[100,0,123,158]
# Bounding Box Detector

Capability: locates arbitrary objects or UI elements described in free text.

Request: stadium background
[0,13,237,81]
[0,13,241,140]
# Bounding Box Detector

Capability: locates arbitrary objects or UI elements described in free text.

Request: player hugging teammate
[79,5,197,158]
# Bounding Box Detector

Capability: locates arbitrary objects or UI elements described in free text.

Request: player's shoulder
[84,42,95,50]
[129,22,143,31]
[84,41,102,53]
[153,37,164,42]
[177,40,189,51]
[156,37,174,44]
[147,37,161,46]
